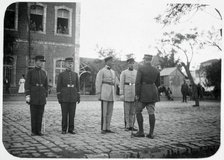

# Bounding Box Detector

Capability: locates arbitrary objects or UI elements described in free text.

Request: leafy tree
[155,3,222,51]
[204,59,221,99]
[157,30,201,106]
[156,49,180,69]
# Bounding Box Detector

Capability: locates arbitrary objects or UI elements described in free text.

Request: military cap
[104,56,113,62]
[143,54,153,60]
[127,58,135,63]
[34,55,46,62]
[65,57,74,62]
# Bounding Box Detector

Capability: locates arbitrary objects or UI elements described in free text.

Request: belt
[124,82,135,85]
[142,82,154,85]
[67,84,74,87]
[102,81,114,85]
[34,84,43,87]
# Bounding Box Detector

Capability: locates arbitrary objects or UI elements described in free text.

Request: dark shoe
[37,132,44,136]
[62,131,66,134]
[68,131,76,134]
[129,127,138,131]
[31,132,37,136]
[133,132,145,137]
[146,134,154,139]
[106,130,115,133]
[125,128,129,131]
[101,130,107,134]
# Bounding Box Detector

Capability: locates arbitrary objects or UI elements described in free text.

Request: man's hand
[26,95,30,104]
[135,95,139,101]
[77,93,80,104]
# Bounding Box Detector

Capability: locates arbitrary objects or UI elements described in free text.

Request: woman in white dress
[18,74,25,93]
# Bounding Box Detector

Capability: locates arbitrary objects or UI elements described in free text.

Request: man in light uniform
[120,58,138,131]
[95,56,116,134]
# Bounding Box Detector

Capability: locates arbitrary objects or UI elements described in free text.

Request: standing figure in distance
[181,80,189,103]
[95,56,116,134]
[18,74,26,94]
[134,54,160,138]
[57,57,80,134]
[25,55,48,136]
[120,58,138,131]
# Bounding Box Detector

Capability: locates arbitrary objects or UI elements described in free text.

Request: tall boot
[147,114,155,138]
[133,113,145,137]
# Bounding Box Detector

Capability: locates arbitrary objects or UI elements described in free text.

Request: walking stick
[43,113,45,133]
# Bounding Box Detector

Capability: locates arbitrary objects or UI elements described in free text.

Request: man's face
[143,58,151,64]
[65,61,74,70]
[35,60,44,68]
[128,61,134,69]
[106,59,114,68]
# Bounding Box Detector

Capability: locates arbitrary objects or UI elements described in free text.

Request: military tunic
[135,63,160,103]
[95,66,116,131]
[120,69,137,128]
[57,69,80,132]
[25,67,48,135]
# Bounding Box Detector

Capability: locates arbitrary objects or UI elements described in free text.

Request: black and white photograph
[1,0,222,159]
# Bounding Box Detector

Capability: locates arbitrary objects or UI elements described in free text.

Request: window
[55,6,72,36]
[4,3,18,30]
[53,59,66,86]
[29,3,46,33]
[3,56,17,87]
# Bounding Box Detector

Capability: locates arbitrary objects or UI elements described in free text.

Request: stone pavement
[2,100,221,158]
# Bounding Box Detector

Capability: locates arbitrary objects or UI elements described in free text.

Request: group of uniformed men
[25,54,160,139]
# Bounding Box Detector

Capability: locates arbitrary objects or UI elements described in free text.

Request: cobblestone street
[2,100,221,158]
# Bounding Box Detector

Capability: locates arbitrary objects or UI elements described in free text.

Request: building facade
[3,2,80,93]
[160,67,186,97]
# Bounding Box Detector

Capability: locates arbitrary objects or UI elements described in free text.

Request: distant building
[4,2,81,93]
[160,67,186,97]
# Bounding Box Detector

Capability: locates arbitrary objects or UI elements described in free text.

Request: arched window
[4,3,18,30]
[55,6,72,36]
[3,56,17,87]
[29,3,47,33]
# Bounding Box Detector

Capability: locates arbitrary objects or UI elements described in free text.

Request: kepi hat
[65,57,74,62]
[104,56,113,62]
[126,57,135,63]
[34,55,46,62]
[143,54,153,60]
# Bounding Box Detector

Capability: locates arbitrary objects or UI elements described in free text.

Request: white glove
[26,95,30,103]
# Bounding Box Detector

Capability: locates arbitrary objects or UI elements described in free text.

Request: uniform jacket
[135,63,160,103]
[120,69,137,102]
[95,66,116,101]
[56,70,80,103]
[25,67,48,105]
[181,83,189,95]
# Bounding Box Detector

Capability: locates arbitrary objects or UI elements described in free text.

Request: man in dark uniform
[134,54,160,138]
[57,57,80,134]
[25,55,48,136]
[181,80,188,102]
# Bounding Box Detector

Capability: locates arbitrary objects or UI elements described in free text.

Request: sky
[79,0,223,68]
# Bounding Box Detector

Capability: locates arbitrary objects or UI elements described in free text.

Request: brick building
[3,2,80,93]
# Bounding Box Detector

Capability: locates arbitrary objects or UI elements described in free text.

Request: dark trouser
[182,93,187,102]
[61,102,76,132]
[30,105,45,134]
